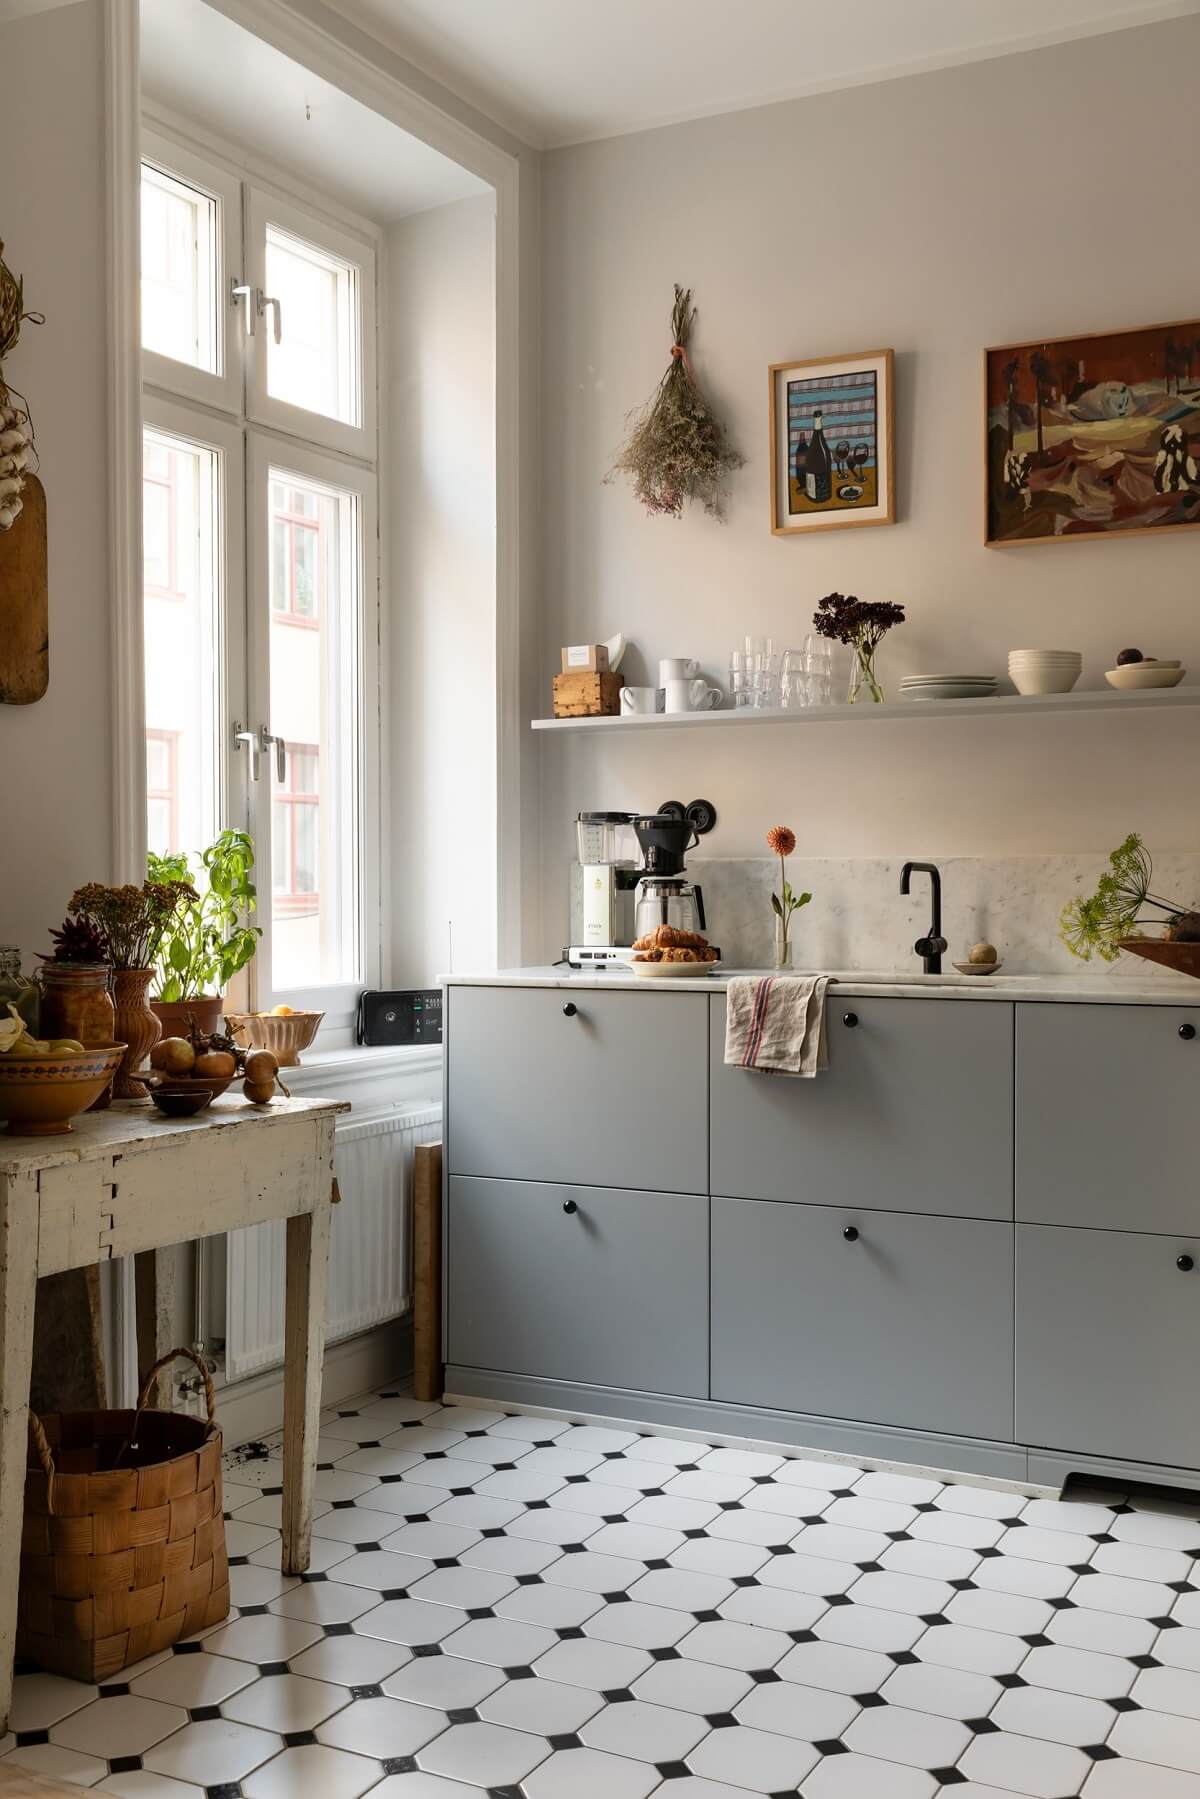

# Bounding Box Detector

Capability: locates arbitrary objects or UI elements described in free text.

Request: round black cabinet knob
[1180,1023,1196,1041]
[843,1012,859,1028]
[1178,1253,1194,1272]
[562,1002,578,1017]
[843,1225,859,1242]
[562,1199,578,1215]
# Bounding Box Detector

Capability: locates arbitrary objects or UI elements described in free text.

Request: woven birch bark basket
[18,1347,229,1682]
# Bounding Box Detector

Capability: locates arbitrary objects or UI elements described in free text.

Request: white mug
[664,677,721,714]
[660,657,700,684]
[620,685,660,715]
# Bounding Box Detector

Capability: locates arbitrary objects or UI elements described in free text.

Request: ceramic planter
[150,995,224,1041]
[111,968,161,1100]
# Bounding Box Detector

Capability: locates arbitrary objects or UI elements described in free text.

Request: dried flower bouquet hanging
[606,284,743,520]
[0,239,42,530]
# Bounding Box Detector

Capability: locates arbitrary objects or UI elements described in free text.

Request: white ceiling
[140,0,490,221]
[322,0,1200,148]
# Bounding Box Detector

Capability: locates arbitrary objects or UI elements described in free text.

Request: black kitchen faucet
[900,861,948,974]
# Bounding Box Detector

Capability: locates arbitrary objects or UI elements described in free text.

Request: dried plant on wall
[606,284,743,520]
[0,239,42,531]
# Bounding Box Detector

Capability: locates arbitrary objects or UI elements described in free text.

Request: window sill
[282,1039,442,1111]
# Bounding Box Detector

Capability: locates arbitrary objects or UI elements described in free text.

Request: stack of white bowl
[1008,649,1081,695]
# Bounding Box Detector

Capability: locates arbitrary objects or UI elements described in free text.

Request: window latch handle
[232,724,260,780]
[259,727,287,784]
[230,280,256,336]
[257,292,283,346]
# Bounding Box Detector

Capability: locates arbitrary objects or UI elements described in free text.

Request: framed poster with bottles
[769,348,895,535]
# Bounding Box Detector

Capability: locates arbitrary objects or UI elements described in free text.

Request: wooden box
[552,671,622,718]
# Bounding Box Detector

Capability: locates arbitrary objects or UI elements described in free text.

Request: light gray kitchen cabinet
[1016,1223,1200,1469]
[710,1196,1014,1440]
[447,1175,709,1397]
[709,995,1013,1219]
[1016,1002,1200,1234]
[447,985,708,1193]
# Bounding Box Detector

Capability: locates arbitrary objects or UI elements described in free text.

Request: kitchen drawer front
[1016,1002,1200,1234]
[1016,1223,1200,1469]
[447,985,708,1192]
[710,995,1013,1219]
[711,1197,1014,1440]
[447,1175,708,1398]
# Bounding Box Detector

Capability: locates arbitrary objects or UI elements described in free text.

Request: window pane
[141,163,218,373]
[143,428,220,858]
[267,470,360,991]
[265,226,360,427]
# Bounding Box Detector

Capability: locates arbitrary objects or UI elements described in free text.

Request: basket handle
[27,1412,57,1515]
[137,1346,216,1425]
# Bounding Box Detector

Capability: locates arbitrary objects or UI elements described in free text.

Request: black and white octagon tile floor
[5,1389,1200,1798]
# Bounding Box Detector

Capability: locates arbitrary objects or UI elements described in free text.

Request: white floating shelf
[532,686,1200,734]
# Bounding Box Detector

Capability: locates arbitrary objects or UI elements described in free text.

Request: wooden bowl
[0,1044,127,1135]
[1117,938,1200,980]
[226,1011,323,1067]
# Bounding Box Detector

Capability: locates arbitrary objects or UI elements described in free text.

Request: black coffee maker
[632,799,717,939]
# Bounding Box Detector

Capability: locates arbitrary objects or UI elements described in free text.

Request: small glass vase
[773,920,794,970]
[847,638,886,704]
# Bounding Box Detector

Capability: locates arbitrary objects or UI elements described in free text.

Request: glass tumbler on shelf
[730,637,781,709]
[781,635,834,708]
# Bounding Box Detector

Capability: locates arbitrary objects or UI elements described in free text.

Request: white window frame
[246,432,381,1032]
[245,185,377,462]
[141,129,244,416]
[141,390,247,861]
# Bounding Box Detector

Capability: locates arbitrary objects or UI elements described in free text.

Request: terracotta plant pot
[38,963,117,1110]
[111,968,162,1100]
[150,995,225,1041]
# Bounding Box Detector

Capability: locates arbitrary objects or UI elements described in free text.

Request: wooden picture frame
[769,348,895,535]
[984,317,1200,547]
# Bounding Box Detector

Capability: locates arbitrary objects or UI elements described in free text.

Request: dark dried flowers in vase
[812,592,906,703]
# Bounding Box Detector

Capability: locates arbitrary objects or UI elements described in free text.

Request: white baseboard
[214,1317,413,1448]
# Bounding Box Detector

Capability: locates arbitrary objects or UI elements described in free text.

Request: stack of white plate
[900,674,999,701]
[1008,649,1081,695]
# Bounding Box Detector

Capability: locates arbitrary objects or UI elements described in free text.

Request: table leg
[281,1193,333,1575]
[0,1172,41,1732]
[134,1247,177,1408]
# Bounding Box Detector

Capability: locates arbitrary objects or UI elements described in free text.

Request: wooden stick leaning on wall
[413,1143,443,1402]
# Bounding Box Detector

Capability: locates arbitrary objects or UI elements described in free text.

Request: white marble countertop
[443,966,1200,1005]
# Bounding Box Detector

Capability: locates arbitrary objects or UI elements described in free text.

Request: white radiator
[224,1102,442,1383]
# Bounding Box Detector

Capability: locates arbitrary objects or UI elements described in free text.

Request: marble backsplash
[568,853,1200,973]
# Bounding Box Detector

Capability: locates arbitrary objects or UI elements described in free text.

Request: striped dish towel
[724,974,832,1076]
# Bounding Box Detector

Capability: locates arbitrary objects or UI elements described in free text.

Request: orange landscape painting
[985,320,1200,545]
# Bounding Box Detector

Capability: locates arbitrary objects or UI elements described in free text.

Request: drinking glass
[781,635,834,709]
[730,637,781,708]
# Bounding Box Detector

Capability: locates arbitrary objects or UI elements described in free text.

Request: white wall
[537,17,1200,955]
[1,0,113,967]
[387,194,498,982]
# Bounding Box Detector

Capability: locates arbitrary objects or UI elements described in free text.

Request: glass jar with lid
[0,946,38,1032]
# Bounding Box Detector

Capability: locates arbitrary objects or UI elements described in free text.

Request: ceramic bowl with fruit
[226,1006,323,1067]
[1105,647,1186,691]
[148,1028,240,1114]
[0,1003,126,1135]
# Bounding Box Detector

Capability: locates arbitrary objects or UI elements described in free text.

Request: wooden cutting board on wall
[0,472,48,703]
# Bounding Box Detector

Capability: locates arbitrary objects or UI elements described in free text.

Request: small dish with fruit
[148,1019,286,1116]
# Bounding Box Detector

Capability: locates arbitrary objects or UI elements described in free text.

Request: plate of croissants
[631,924,721,976]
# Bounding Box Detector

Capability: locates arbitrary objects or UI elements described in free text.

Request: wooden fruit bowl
[1118,938,1200,981]
[0,1044,127,1135]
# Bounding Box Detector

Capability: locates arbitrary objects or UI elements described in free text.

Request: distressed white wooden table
[0,1094,348,1730]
